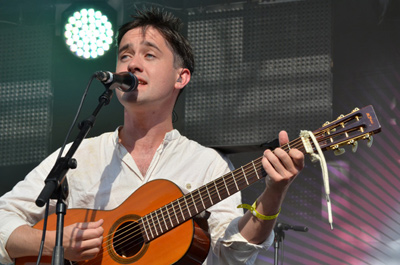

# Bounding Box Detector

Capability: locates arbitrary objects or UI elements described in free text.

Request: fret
[145,214,154,239]
[242,166,249,185]
[142,218,150,242]
[155,210,163,234]
[205,185,213,205]
[191,192,199,214]
[150,212,159,236]
[171,201,179,225]
[161,206,168,230]
[214,180,222,200]
[232,172,239,191]
[166,203,173,228]
[252,161,260,179]
[223,176,230,196]
[178,198,185,221]
[198,189,206,210]
[184,196,192,217]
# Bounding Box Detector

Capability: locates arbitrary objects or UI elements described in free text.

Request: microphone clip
[95,71,138,92]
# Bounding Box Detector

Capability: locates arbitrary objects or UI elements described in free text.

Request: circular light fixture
[64,8,114,59]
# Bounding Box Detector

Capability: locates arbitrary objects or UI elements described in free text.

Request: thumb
[279,130,289,146]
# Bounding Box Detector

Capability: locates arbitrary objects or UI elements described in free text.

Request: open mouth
[138,80,147,85]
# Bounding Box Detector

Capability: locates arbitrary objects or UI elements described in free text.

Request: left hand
[262,131,304,193]
[238,131,304,244]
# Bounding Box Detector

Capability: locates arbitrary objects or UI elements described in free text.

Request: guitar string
[86,135,313,263]
[86,134,315,264]
[87,129,341,263]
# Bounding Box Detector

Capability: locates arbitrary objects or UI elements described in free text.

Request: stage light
[63,7,114,60]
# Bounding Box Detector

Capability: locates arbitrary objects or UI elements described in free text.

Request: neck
[119,108,174,152]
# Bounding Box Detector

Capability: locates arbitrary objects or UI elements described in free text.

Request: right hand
[62,219,104,261]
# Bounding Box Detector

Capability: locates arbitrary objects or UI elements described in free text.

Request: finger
[279,130,289,146]
[75,219,104,230]
[80,225,104,241]
[80,235,103,250]
[262,149,274,173]
[85,219,104,229]
[276,148,305,177]
[271,148,295,177]
[264,148,298,180]
[262,149,287,180]
[289,149,305,170]
[72,224,104,242]
[73,236,103,260]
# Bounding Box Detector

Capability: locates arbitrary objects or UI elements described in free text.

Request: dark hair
[117,8,194,74]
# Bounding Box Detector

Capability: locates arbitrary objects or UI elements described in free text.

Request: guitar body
[16,179,210,265]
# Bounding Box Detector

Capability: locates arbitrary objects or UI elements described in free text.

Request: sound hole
[113,221,144,258]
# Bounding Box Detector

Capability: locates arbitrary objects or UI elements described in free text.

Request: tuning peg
[334,147,346,156]
[351,141,358,153]
[367,136,374,147]
[337,114,345,120]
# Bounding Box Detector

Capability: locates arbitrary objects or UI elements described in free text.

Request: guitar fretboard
[140,157,267,242]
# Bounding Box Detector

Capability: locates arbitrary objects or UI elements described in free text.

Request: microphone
[275,222,309,232]
[95,71,138,92]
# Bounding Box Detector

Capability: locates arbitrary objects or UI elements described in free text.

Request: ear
[174,68,191,90]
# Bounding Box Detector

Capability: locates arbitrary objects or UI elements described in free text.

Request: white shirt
[0,128,273,264]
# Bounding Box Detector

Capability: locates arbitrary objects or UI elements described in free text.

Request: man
[0,8,304,264]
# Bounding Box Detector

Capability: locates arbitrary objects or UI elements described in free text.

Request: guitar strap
[193,210,211,234]
[300,130,333,230]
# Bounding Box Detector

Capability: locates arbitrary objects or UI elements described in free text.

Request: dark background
[1,0,399,264]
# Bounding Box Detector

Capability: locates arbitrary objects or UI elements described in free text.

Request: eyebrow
[118,40,162,55]
[118,43,130,55]
[143,40,162,53]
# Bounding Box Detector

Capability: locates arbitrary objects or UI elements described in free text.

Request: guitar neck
[141,105,381,242]
[141,140,304,242]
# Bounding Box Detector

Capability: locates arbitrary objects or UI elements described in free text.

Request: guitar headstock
[313,105,382,154]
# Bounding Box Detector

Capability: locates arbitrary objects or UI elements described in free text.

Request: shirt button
[186,183,191,190]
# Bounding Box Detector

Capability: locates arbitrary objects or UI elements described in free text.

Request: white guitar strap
[300,130,333,230]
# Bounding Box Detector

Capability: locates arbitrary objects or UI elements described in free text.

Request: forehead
[119,26,169,50]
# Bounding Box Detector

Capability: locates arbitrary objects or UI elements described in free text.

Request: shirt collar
[164,129,180,144]
[112,126,180,147]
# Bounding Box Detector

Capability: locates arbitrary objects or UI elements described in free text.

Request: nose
[127,55,143,73]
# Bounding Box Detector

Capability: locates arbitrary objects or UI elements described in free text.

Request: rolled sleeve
[216,217,274,264]
[0,213,30,264]
[0,153,57,264]
[205,193,274,264]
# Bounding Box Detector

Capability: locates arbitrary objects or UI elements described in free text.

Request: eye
[145,53,155,59]
[119,54,130,61]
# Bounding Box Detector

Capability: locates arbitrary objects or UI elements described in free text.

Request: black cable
[280,239,285,265]
[57,74,96,160]
[36,200,49,265]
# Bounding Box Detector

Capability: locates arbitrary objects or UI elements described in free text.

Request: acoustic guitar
[16,105,381,265]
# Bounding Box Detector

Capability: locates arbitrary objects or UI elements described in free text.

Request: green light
[64,8,114,59]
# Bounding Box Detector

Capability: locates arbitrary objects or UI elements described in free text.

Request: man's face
[115,26,183,110]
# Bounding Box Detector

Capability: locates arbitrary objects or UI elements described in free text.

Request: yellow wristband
[237,201,281,221]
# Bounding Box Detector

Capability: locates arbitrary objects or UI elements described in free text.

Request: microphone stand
[35,88,113,265]
[274,222,309,265]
